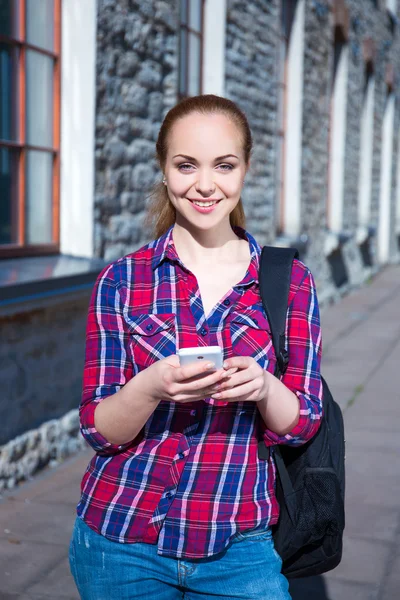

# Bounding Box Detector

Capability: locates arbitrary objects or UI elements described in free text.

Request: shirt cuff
[80,400,132,455]
[262,391,321,447]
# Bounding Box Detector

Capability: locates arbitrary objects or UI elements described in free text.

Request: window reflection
[0,42,18,142]
[0,147,18,244]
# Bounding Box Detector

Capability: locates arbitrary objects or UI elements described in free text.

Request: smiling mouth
[188,199,223,207]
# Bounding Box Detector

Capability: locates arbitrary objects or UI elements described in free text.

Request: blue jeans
[69,517,291,600]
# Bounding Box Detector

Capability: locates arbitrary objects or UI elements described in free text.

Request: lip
[187,198,222,214]
[187,198,223,203]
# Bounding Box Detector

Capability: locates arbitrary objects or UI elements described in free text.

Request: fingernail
[223,361,228,369]
[205,362,215,370]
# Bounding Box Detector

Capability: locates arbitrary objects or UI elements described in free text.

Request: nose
[195,170,216,197]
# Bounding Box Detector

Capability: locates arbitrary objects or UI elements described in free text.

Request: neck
[172,220,244,266]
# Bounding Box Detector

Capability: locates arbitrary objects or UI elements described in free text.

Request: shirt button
[200,327,208,336]
[190,410,196,417]
[223,299,231,306]
[166,490,175,499]
[146,324,154,332]
[178,452,185,460]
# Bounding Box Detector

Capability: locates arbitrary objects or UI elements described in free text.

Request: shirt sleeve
[263,265,323,447]
[79,263,137,455]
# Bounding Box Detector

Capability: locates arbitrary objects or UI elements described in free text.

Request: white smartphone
[178,346,224,370]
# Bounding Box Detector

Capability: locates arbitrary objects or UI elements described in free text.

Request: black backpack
[257,246,345,579]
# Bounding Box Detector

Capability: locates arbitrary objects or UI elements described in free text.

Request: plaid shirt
[77,226,323,559]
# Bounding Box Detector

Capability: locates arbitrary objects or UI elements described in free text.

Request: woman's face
[163,112,248,232]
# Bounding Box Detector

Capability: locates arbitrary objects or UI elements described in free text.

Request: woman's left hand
[211,356,271,403]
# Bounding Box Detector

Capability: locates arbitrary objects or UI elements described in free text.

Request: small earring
[162,177,166,185]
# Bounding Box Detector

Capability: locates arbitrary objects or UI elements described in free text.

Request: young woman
[69,94,323,600]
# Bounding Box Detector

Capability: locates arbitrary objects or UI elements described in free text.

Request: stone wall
[225,0,280,247]
[0,296,90,490]
[95,0,179,261]
[0,297,89,445]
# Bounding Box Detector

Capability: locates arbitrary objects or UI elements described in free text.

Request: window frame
[178,0,205,100]
[0,0,61,259]
[326,0,349,232]
[276,0,298,235]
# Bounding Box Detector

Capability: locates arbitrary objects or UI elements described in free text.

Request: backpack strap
[257,246,298,491]
[259,246,299,377]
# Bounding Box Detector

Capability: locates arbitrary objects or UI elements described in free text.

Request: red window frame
[0,0,61,258]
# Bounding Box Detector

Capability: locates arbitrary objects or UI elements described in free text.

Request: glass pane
[179,29,187,96]
[26,0,54,51]
[0,0,11,36]
[0,0,19,37]
[0,42,18,141]
[189,0,202,32]
[180,0,188,25]
[26,150,53,244]
[26,50,53,147]
[0,146,18,244]
[188,33,201,96]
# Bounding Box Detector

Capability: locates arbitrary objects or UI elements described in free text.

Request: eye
[177,163,195,172]
[217,163,234,172]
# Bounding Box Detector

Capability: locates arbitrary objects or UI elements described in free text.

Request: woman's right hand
[139,355,230,404]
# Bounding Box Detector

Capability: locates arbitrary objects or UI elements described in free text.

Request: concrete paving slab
[380,550,400,600]
[344,428,400,452]
[345,447,400,480]
[28,557,79,599]
[0,539,67,596]
[325,535,391,584]
[344,409,400,432]
[345,472,400,509]
[323,577,379,600]
[343,502,399,544]
[0,497,76,547]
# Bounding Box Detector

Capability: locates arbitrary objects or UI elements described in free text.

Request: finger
[222,356,253,371]
[174,359,218,382]
[216,368,256,391]
[211,380,256,400]
[223,367,239,377]
[182,369,227,391]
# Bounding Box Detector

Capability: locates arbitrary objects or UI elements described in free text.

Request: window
[0,0,61,258]
[276,0,304,237]
[396,126,400,246]
[202,0,226,96]
[378,86,395,263]
[179,0,204,99]
[276,0,298,234]
[386,0,396,16]
[357,64,375,232]
[327,28,349,233]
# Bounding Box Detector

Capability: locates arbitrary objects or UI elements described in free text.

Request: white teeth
[192,200,218,207]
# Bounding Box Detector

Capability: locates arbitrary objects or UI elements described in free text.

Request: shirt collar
[151,226,180,270]
[233,226,261,287]
[152,225,261,285]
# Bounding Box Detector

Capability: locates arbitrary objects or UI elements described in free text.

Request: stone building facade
[94,0,400,304]
[1,0,400,489]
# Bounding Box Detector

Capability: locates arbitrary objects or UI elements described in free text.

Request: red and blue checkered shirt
[77,226,323,559]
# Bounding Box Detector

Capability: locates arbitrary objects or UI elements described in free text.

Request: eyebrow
[172,154,239,161]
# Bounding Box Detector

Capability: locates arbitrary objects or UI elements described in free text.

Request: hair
[145,94,252,238]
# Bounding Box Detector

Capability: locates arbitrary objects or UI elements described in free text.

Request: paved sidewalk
[1,264,399,599]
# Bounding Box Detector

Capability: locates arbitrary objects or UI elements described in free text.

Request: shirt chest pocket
[126,313,176,369]
[229,309,276,372]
